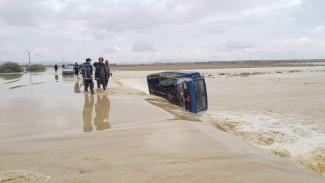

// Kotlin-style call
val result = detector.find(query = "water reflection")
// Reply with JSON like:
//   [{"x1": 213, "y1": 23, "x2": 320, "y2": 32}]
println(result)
[
  {"x1": 146, "y1": 97, "x2": 201, "y2": 122},
  {"x1": 55, "y1": 74, "x2": 59, "y2": 82},
  {"x1": 83, "y1": 94, "x2": 94, "y2": 132},
  {"x1": 0, "y1": 73, "x2": 23, "y2": 80},
  {"x1": 62, "y1": 74, "x2": 74, "y2": 82},
  {"x1": 83, "y1": 93, "x2": 111, "y2": 132},
  {"x1": 94, "y1": 95, "x2": 111, "y2": 131},
  {"x1": 5, "y1": 79, "x2": 21, "y2": 84},
  {"x1": 74, "y1": 80, "x2": 81, "y2": 93},
  {"x1": 8, "y1": 73, "x2": 45, "y2": 90}
]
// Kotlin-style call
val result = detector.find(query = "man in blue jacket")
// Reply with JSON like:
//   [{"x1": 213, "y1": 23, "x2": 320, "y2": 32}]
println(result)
[
  {"x1": 94, "y1": 57, "x2": 107, "y2": 90},
  {"x1": 81, "y1": 58, "x2": 94, "y2": 94}
]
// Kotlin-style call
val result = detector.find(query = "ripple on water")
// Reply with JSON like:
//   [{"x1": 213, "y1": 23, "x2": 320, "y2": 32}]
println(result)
[{"x1": 209, "y1": 111, "x2": 325, "y2": 175}]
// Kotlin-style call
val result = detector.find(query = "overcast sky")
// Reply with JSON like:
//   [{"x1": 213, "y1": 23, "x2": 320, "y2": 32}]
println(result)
[{"x1": 0, "y1": 0, "x2": 325, "y2": 64}]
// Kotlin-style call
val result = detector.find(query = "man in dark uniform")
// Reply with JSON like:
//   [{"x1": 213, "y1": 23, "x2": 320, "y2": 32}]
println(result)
[
  {"x1": 81, "y1": 58, "x2": 94, "y2": 94},
  {"x1": 54, "y1": 64, "x2": 58, "y2": 73},
  {"x1": 73, "y1": 62, "x2": 80, "y2": 77},
  {"x1": 94, "y1": 57, "x2": 107, "y2": 90}
]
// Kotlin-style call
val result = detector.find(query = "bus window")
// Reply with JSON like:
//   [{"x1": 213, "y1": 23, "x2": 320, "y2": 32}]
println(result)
[
  {"x1": 183, "y1": 84, "x2": 191, "y2": 110},
  {"x1": 195, "y1": 79, "x2": 207, "y2": 111},
  {"x1": 176, "y1": 84, "x2": 185, "y2": 108}
]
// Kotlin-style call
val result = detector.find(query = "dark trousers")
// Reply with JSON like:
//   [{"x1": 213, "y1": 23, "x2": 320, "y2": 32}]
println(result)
[
  {"x1": 84, "y1": 79, "x2": 94, "y2": 94},
  {"x1": 105, "y1": 76, "x2": 110, "y2": 87},
  {"x1": 96, "y1": 77, "x2": 106, "y2": 90}
]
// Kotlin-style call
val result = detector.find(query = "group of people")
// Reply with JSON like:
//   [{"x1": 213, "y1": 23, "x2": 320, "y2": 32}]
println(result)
[
  {"x1": 54, "y1": 57, "x2": 111, "y2": 94},
  {"x1": 80, "y1": 57, "x2": 111, "y2": 94}
]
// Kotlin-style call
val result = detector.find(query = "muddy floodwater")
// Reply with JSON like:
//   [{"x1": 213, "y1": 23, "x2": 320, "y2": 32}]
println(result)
[
  {"x1": 0, "y1": 68, "x2": 325, "y2": 183},
  {"x1": 0, "y1": 72, "x2": 167, "y2": 141},
  {"x1": 114, "y1": 66, "x2": 325, "y2": 175}
]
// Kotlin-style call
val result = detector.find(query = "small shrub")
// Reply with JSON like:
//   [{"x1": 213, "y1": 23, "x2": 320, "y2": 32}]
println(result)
[
  {"x1": 26, "y1": 64, "x2": 47, "y2": 72},
  {"x1": 0, "y1": 62, "x2": 24, "y2": 73},
  {"x1": 0, "y1": 73, "x2": 23, "y2": 80}
]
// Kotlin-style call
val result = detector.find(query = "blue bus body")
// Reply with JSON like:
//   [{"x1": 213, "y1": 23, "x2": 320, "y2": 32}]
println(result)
[{"x1": 147, "y1": 71, "x2": 208, "y2": 113}]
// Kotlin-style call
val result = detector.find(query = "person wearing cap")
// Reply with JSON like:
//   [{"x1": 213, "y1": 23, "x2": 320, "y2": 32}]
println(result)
[
  {"x1": 81, "y1": 58, "x2": 94, "y2": 94},
  {"x1": 94, "y1": 57, "x2": 108, "y2": 90}
]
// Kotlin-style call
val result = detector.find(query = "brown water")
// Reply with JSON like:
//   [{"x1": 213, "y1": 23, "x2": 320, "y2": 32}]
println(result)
[
  {"x1": 0, "y1": 71, "x2": 171, "y2": 143},
  {"x1": 114, "y1": 67, "x2": 325, "y2": 175},
  {"x1": 1, "y1": 70, "x2": 325, "y2": 183}
]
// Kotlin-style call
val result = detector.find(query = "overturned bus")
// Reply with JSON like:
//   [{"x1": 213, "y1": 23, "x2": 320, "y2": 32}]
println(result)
[{"x1": 147, "y1": 71, "x2": 208, "y2": 113}]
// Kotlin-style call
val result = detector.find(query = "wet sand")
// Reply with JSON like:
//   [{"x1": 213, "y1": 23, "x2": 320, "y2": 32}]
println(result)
[{"x1": 0, "y1": 69, "x2": 325, "y2": 182}]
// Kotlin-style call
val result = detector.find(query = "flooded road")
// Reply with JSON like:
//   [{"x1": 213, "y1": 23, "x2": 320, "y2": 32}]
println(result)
[
  {"x1": 1, "y1": 70, "x2": 325, "y2": 183},
  {"x1": 0, "y1": 71, "x2": 170, "y2": 142},
  {"x1": 114, "y1": 67, "x2": 325, "y2": 175}
]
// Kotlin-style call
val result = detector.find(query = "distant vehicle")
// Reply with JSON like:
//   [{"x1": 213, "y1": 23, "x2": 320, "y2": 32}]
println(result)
[
  {"x1": 62, "y1": 64, "x2": 74, "y2": 74},
  {"x1": 147, "y1": 71, "x2": 208, "y2": 113},
  {"x1": 62, "y1": 73, "x2": 75, "y2": 81}
]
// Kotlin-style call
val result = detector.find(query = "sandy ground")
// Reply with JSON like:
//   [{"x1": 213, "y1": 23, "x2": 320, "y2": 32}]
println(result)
[{"x1": 0, "y1": 67, "x2": 324, "y2": 182}]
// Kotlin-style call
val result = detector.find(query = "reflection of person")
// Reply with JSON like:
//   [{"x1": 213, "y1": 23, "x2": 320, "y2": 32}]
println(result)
[
  {"x1": 54, "y1": 64, "x2": 58, "y2": 73},
  {"x1": 94, "y1": 95, "x2": 111, "y2": 130},
  {"x1": 81, "y1": 58, "x2": 94, "y2": 94},
  {"x1": 55, "y1": 74, "x2": 59, "y2": 82},
  {"x1": 94, "y1": 57, "x2": 107, "y2": 90},
  {"x1": 74, "y1": 79, "x2": 80, "y2": 93},
  {"x1": 83, "y1": 93, "x2": 94, "y2": 132},
  {"x1": 82, "y1": 94, "x2": 111, "y2": 132}
]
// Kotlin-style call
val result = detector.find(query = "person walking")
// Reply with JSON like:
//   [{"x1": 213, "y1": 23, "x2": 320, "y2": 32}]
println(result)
[
  {"x1": 81, "y1": 58, "x2": 94, "y2": 94},
  {"x1": 73, "y1": 62, "x2": 80, "y2": 77},
  {"x1": 104, "y1": 60, "x2": 111, "y2": 87},
  {"x1": 54, "y1": 64, "x2": 58, "y2": 73},
  {"x1": 95, "y1": 57, "x2": 107, "y2": 90}
]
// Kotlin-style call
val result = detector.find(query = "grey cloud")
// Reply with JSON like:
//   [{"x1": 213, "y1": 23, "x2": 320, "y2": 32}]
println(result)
[
  {"x1": 1, "y1": 0, "x2": 324, "y2": 63},
  {"x1": 222, "y1": 41, "x2": 256, "y2": 51},
  {"x1": 132, "y1": 41, "x2": 155, "y2": 52},
  {"x1": 0, "y1": 0, "x2": 270, "y2": 31}
]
